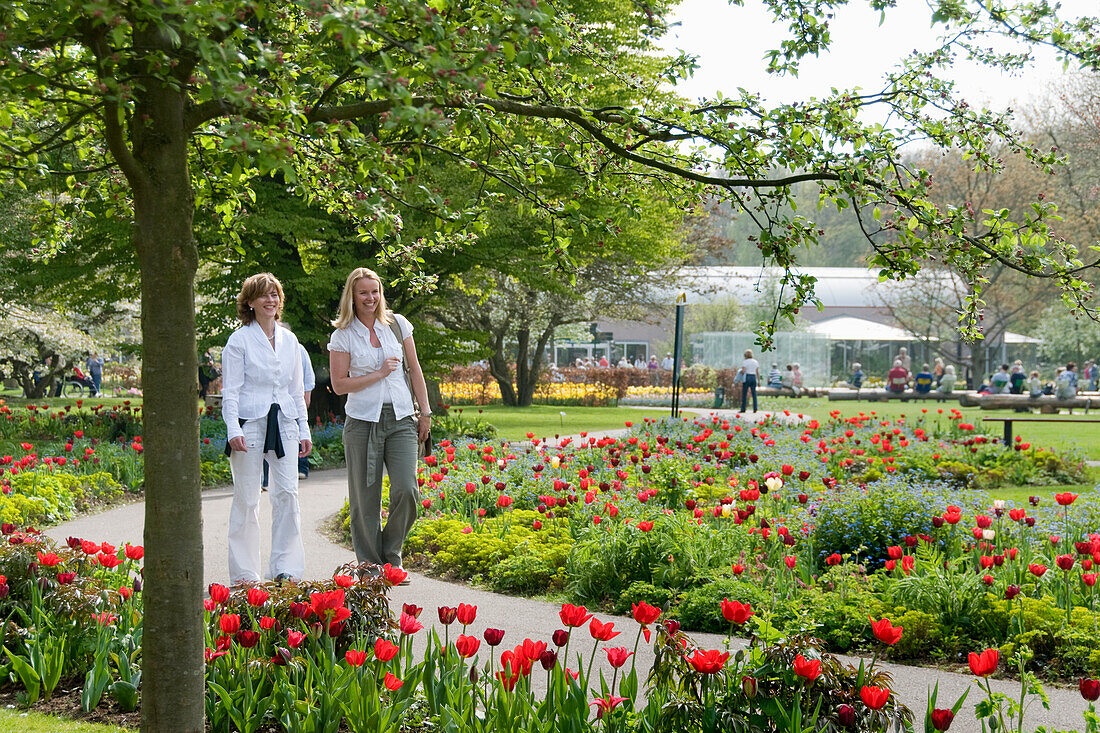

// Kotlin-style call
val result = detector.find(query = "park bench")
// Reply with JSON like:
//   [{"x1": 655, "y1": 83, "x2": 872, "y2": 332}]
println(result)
[
  {"x1": 826, "y1": 389, "x2": 961, "y2": 402},
  {"x1": 958, "y1": 393, "x2": 1100, "y2": 410},
  {"x1": 982, "y1": 416, "x2": 1100, "y2": 446}
]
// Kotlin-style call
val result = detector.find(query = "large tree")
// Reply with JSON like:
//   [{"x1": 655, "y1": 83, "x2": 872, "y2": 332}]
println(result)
[{"x1": 2, "y1": 1, "x2": 1099, "y2": 730}]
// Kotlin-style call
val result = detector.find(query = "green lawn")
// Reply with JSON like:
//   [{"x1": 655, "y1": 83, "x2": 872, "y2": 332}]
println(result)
[
  {"x1": 0, "y1": 709, "x2": 131, "y2": 732},
  {"x1": 0, "y1": 393, "x2": 144, "y2": 410},
  {"x1": 761, "y1": 396, "x2": 1100, "y2": 461},
  {"x1": 447, "y1": 404, "x2": 671, "y2": 441}
]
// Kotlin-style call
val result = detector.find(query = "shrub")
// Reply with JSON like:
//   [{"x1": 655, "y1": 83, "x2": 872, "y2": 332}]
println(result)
[
  {"x1": 0, "y1": 470, "x2": 124, "y2": 525},
  {"x1": 812, "y1": 480, "x2": 949, "y2": 566},
  {"x1": 488, "y1": 540, "x2": 570, "y2": 595},
  {"x1": 675, "y1": 578, "x2": 772, "y2": 633}
]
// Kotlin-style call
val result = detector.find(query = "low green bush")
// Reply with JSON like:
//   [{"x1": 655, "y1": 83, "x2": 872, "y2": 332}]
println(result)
[{"x1": 0, "y1": 470, "x2": 125, "y2": 526}]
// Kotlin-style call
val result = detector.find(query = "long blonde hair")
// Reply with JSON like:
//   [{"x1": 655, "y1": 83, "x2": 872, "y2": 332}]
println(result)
[{"x1": 332, "y1": 267, "x2": 392, "y2": 329}]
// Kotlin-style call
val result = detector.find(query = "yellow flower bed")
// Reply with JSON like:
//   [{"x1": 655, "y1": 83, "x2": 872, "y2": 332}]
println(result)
[
  {"x1": 624, "y1": 386, "x2": 710, "y2": 397},
  {"x1": 441, "y1": 381, "x2": 618, "y2": 406}
]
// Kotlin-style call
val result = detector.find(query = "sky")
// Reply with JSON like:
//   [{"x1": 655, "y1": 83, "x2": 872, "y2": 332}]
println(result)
[{"x1": 657, "y1": 0, "x2": 1089, "y2": 114}]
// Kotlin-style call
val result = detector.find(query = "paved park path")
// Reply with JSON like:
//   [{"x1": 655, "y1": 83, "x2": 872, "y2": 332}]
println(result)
[{"x1": 45, "y1": 410, "x2": 1091, "y2": 733}]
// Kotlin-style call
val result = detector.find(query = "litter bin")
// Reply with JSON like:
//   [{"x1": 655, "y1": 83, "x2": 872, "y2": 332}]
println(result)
[{"x1": 713, "y1": 386, "x2": 725, "y2": 408}]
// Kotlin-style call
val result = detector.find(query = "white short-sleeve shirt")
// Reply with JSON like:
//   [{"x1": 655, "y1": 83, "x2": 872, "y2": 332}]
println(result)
[{"x1": 328, "y1": 313, "x2": 415, "y2": 422}]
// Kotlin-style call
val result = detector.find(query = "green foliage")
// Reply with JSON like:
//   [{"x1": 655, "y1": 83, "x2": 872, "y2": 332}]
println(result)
[
  {"x1": 812, "y1": 482, "x2": 946, "y2": 566},
  {"x1": 0, "y1": 470, "x2": 124, "y2": 526},
  {"x1": 406, "y1": 511, "x2": 573, "y2": 580}
]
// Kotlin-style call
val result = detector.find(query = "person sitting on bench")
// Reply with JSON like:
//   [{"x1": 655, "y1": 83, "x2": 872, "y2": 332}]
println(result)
[{"x1": 887, "y1": 359, "x2": 909, "y2": 393}]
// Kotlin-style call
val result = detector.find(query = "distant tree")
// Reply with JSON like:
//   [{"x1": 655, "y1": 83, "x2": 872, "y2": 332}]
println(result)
[
  {"x1": 1036, "y1": 306, "x2": 1100, "y2": 366},
  {"x1": 0, "y1": 303, "x2": 96, "y2": 397}
]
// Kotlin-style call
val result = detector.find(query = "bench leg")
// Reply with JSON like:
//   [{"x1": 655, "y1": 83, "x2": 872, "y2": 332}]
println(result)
[{"x1": 1003, "y1": 420, "x2": 1012, "y2": 447}]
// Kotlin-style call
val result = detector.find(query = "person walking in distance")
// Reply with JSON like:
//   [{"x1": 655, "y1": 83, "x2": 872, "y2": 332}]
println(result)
[{"x1": 739, "y1": 349, "x2": 760, "y2": 413}]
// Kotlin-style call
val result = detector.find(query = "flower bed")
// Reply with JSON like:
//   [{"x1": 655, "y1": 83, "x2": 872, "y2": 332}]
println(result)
[
  {"x1": 404, "y1": 411, "x2": 1100, "y2": 677},
  {"x1": 0, "y1": 527, "x2": 1096, "y2": 732}
]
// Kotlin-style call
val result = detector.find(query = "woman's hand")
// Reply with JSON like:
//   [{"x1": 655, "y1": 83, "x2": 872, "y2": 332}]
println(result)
[
  {"x1": 228, "y1": 436, "x2": 247, "y2": 453},
  {"x1": 382, "y1": 357, "x2": 402, "y2": 375},
  {"x1": 417, "y1": 413, "x2": 431, "y2": 442},
  {"x1": 299, "y1": 439, "x2": 313, "y2": 458}
]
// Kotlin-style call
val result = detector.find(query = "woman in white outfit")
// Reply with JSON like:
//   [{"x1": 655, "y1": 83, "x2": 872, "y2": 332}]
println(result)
[
  {"x1": 221, "y1": 273, "x2": 312, "y2": 586},
  {"x1": 328, "y1": 267, "x2": 431, "y2": 570}
]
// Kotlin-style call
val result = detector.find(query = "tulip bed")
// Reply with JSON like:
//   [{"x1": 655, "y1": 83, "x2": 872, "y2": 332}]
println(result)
[
  {"x1": 402, "y1": 410, "x2": 1100, "y2": 679},
  {"x1": 0, "y1": 528, "x2": 1098, "y2": 732}
]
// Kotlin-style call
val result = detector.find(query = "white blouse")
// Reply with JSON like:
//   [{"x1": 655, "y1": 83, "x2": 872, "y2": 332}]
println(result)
[
  {"x1": 328, "y1": 313, "x2": 415, "y2": 422},
  {"x1": 221, "y1": 322, "x2": 311, "y2": 443}
]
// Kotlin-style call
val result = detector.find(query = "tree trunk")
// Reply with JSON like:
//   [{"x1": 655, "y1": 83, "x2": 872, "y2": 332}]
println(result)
[
  {"x1": 516, "y1": 323, "x2": 555, "y2": 407},
  {"x1": 487, "y1": 329, "x2": 518, "y2": 406},
  {"x1": 126, "y1": 70, "x2": 205, "y2": 733},
  {"x1": 514, "y1": 326, "x2": 532, "y2": 407}
]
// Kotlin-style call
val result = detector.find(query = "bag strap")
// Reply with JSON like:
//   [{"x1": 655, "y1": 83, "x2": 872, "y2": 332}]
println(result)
[
  {"x1": 386, "y1": 312, "x2": 419, "y2": 414},
  {"x1": 386, "y1": 314, "x2": 409, "y2": 375}
]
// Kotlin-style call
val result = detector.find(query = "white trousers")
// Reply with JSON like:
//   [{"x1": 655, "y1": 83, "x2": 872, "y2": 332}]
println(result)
[{"x1": 227, "y1": 414, "x2": 305, "y2": 583}]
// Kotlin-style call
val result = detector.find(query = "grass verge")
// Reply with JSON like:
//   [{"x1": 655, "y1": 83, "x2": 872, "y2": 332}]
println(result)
[{"x1": 446, "y1": 404, "x2": 671, "y2": 441}]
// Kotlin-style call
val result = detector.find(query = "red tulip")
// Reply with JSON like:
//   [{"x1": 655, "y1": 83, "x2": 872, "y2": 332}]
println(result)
[
  {"x1": 124, "y1": 544, "x2": 144, "y2": 561},
  {"x1": 219, "y1": 614, "x2": 241, "y2": 634},
  {"x1": 792, "y1": 654, "x2": 821, "y2": 682},
  {"x1": 860, "y1": 685, "x2": 890, "y2": 710},
  {"x1": 1055, "y1": 492, "x2": 1078, "y2": 506},
  {"x1": 345, "y1": 649, "x2": 368, "y2": 667},
  {"x1": 382, "y1": 563, "x2": 408, "y2": 587},
  {"x1": 686, "y1": 648, "x2": 730, "y2": 674},
  {"x1": 402, "y1": 603, "x2": 423, "y2": 618},
  {"x1": 519, "y1": 638, "x2": 546, "y2": 662},
  {"x1": 559, "y1": 603, "x2": 593, "y2": 628},
  {"x1": 1081, "y1": 678, "x2": 1100, "y2": 701},
  {"x1": 590, "y1": 695, "x2": 628, "y2": 719},
  {"x1": 246, "y1": 587, "x2": 269, "y2": 607},
  {"x1": 207, "y1": 581, "x2": 229, "y2": 603},
  {"x1": 332, "y1": 574, "x2": 355, "y2": 588},
  {"x1": 97, "y1": 552, "x2": 121, "y2": 569},
  {"x1": 968, "y1": 648, "x2": 999, "y2": 677},
  {"x1": 869, "y1": 617, "x2": 903, "y2": 645},
  {"x1": 483, "y1": 628, "x2": 506, "y2": 646},
  {"x1": 1056, "y1": 555, "x2": 1074, "y2": 571},
  {"x1": 235, "y1": 630, "x2": 259, "y2": 648},
  {"x1": 438, "y1": 606, "x2": 458, "y2": 625},
  {"x1": 383, "y1": 672, "x2": 404, "y2": 691},
  {"x1": 374, "y1": 638, "x2": 399, "y2": 661},
  {"x1": 589, "y1": 617, "x2": 620, "y2": 641},
  {"x1": 259, "y1": 616, "x2": 276, "y2": 630},
  {"x1": 720, "y1": 598, "x2": 754, "y2": 625},
  {"x1": 456, "y1": 603, "x2": 477, "y2": 626},
  {"x1": 930, "y1": 708, "x2": 955, "y2": 731},
  {"x1": 605, "y1": 647, "x2": 633, "y2": 668},
  {"x1": 287, "y1": 630, "x2": 306, "y2": 648},
  {"x1": 631, "y1": 601, "x2": 661, "y2": 626},
  {"x1": 1028, "y1": 563, "x2": 1047, "y2": 577},
  {"x1": 399, "y1": 612, "x2": 423, "y2": 635},
  {"x1": 455, "y1": 634, "x2": 481, "y2": 658}
]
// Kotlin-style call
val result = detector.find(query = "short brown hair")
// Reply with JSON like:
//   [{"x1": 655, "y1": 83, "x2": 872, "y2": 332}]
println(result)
[{"x1": 236, "y1": 273, "x2": 284, "y2": 324}]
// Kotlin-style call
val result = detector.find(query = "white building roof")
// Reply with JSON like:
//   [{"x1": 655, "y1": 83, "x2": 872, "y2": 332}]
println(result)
[
  {"x1": 670, "y1": 266, "x2": 963, "y2": 309},
  {"x1": 807, "y1": 315, "x2": 929, "y2": 342}
]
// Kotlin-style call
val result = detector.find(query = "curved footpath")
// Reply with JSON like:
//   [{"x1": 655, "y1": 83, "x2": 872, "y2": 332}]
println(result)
[{"x1": 45, "y1": 412, "x2": 1091, "y2": 732}]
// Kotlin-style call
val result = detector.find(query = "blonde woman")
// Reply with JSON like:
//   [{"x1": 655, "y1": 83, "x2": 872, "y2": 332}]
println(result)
[
  {"x1": 222, "y1": 273, "x2": 311, "y2": 586},
  {"x1": 328, "y1": 268, "x2": 430, "y2": 571}
]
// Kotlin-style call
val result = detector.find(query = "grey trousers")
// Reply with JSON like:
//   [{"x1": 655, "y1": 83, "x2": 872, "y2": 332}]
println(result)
[{"x1": 343, "y1": 406, "x2": 419, "y2": 568}]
